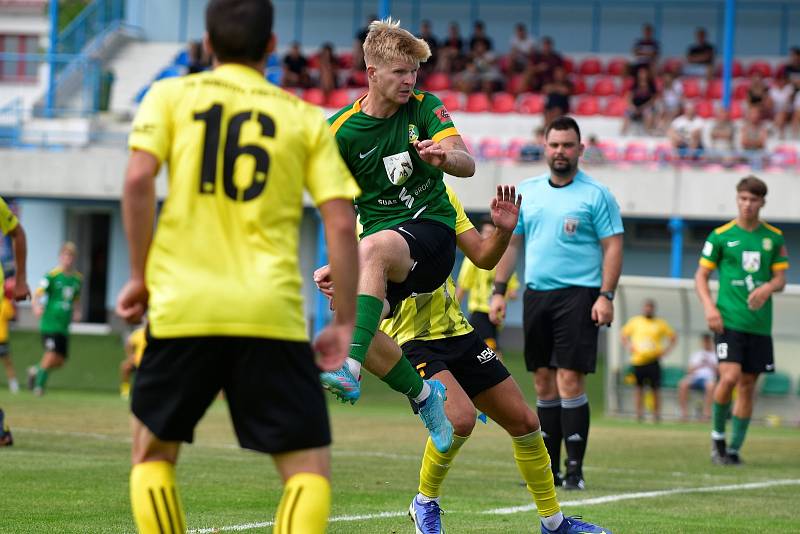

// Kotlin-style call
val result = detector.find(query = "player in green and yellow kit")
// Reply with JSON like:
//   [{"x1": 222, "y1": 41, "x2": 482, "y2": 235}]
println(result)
[
  {"x1": 320, "y1": 18, "x2": 475, "y2": 453},
  {"x1": 695, "y1": 176, "x2": 789, "y2": 465},
  {"x1": 28, "y1": 242, "x2": 81, "y2": 396}
]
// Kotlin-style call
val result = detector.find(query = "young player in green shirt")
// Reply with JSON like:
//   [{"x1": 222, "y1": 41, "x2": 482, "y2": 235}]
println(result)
[
  {"x1": 695, "y1": 176, "x2": 789, "y2": 465},
  {"x1": 28, "y1": 242, "x2": 82, "y2": 396}
]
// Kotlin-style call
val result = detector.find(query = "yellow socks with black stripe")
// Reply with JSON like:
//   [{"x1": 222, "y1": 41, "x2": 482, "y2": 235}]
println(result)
[
  {"x1": 274, "y1": 473, "x2": 331, "y2": 534},
  {"x1": 130, "y1": 461, "x2": 185, "y2": 534},
  {"x1": 349, "y1": 294, "x2": 385, "y2": 366},
  {"x1": 512, "y1": 430, "x2": 562, "y2": 527},
  {"x1": 418, "y1": 434, "x2": 468, "y2": 498}
]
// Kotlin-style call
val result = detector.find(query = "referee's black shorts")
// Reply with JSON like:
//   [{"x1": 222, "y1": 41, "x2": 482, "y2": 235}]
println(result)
[
  {"x1": 132, "y1": 334, "x2": 330, "y2": 454},
  {"x1": 523, "y1": 286, "x2": 600, "y2": 374},
  {"x1": 385, "y1": 219, "x2": 456, "y2": 316}
]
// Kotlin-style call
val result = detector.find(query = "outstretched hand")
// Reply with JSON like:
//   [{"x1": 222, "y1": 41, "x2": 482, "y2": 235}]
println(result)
[{"x1": 490, "y1": 185, "x2": 522, "y2": 233}]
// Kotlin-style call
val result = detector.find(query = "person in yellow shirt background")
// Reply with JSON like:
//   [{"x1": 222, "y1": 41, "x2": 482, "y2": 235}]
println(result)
[
  {"x1": 0, "y1": 281, "x2": 19, "y2": 393},
  {"x1": 119, "y1": 322, "x2": 147, "y2": 400},
  {"x1": 455, "y1": 218, "x2": 520, "y2": 357},
  {"x1": 621, "y1": 298, "x2": 677, "y2": 422}
]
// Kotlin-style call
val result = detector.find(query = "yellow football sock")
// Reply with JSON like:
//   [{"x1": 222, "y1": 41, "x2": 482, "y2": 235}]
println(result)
[
  {"x1": 274, "y1": 473, "x2": 331, "y2": 534},
  {"x1": 418, "y1": 434, "x2": 469, "y2": 498},
  {"x1": 120, "y1": 382, "x2": 131, "y2": 398},
  {"x1": 130, "y1": 461, "x2": 185, "y2": 534},
  {"x1": 512, "y1": 430, "x2": 561, "y2": 518}
]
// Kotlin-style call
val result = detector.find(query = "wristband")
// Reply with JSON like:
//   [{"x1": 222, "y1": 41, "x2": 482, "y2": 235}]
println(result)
[{"x1": 492, "y1": 281, "x2": 508, "y2": 296}]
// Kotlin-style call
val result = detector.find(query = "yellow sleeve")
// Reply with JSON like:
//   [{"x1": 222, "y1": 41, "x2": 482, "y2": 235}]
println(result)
[
  {"x1": 621, "y1": 318, "x2": 634, "y2": 337},
  {"x1": 1, "y1": 298, "x2": 14, "y2": 320},
  {"x1": 0, "y1": 197, "x2": 19, "y2": 236},
  {"x1": 128, "y1": 80, "x2": 173, "y2": 163},
  {"x1": 445, "y1": 185, "x2": 474, "y2": 235},
  {"x1": 508, "y1": 273, "x2": 520, "y2": 293},
  {"x1": 304, "y1": 106, "x2": 361, "y2": 206},
  {"x1": 456, "y1": 259, "x2": 475, "y2": 289}
]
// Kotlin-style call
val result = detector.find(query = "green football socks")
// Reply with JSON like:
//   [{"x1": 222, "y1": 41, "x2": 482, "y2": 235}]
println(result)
[
  {"x1": 349, "y1": 294, "x2": 385, "y2": 365},
  {"x1": 728, "y1": 415, "x2": 751, "y2": 453},
  {"x1": 381, "y1": 356, "x2": 425, "y2": 398},
  {"x1": 712, "y1": 401, "x2": 730, "y2": 436}
]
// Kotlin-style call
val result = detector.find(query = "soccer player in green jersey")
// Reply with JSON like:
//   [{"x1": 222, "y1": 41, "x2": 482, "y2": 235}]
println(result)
[
  {"x1": 321, "y1": 18, "x2": 475, "y2": 453},
  {"x1": 695, "y1": 176, "x2": 789, "y2": 465},
  {"x1": 28, "y1": 242, "x2": 82, "y2": 396}
]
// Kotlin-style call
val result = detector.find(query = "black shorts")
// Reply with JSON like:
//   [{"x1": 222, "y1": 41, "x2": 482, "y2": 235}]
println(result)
[
  {"x1": 714, "y1": 328, "x2": 774, "y2": 375},
  {"x1": 633, "y1": 361, "x2": 661, "y2": 388},
  {"x1": 402, "y1": 331, "x2": 510, "y2": 399},
  {"x1": 41, "y1": 333, "x2": 68, "y2": 358},
  {"x1": 0, "y1": 343, "x2": 8, "y2": 357},
  {"x1": 469, "y1": 311, "x2": 498, "y2": 349},
  {"x1": 131, "y1": 335, "x2": 330, "y2": 454},
  {"x1": 522, "y1": 286, "x2": 599, "y2": 373},
  {"x1": 385, "y1": 220, "x2": 456, "y2": 316}
]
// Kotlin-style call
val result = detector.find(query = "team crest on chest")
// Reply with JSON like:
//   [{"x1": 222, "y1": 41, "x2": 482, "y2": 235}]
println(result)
[
  {"x1": 742, "y1": 251, "x2": 761, "y2": 273},
  {"x1": 563, "y1": 217, "x2": 579, "y2": 236},
  {"x1": 408, "y1": 124, "x2": 419, "y2": 143},
  {"x1": 762, "y1": 238, "x2": 773, "y2": 251},
  {"x1": 383, "y1": 151, "x2": 414, "y2": 186}
]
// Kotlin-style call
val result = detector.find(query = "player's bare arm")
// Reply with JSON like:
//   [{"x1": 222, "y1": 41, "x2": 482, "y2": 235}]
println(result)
[
  {"x1": 592, "y1": 233, "x2": 623, "y2": 326},
  {"x1": 456, "y1": 185, "x2": 521, "y2": 269},
  {"x1": 116, "y1": 149, "x2": 159, "y2": 323},
  {"x1": 489, "y1": 234, "x2": 523, "y2": 325},
  {"x1": 694, "y1": 265, "x2": 723, "y2": 333},
  {"x1": 413, "y1": 135, "x2": 475, "y2": 177},
  {"x1": 7, "y1": 224, "x2": 30, "y2": 300},
  {"x1": 747, "y1": 268, "x2": 786, "y2": 311}
]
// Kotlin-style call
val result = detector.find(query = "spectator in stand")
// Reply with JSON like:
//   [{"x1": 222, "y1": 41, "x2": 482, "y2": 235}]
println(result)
[
  {"x1": 746, "y1": 72, "x2": 769, "y2": 114},
  {"x1": 768, "y1": 72, "x2": 794, "y2": 139},
  {"x1": 622, "y1": 68, "x2": 658, "y2": 135},
  {"x1": 630, "y1": 23, "x2": 660, "y2": 76},
  {"x1": 658, "y1": 71, "x2": 684, "y2": 133},
  {"x1": 542, "y1": 65, "x2": 572, "y2": 126},
  {"x1": 684, "y1": 27, "x2": 714, "y2": 79},
  {"x1": 739, "y1": 106, "x2": 769, "y2": 169},
  {"x1": 417, "y1": 20, "x2": 439, "y2": 83},
  {"x1": 509, "y1": 23, "x2": 536, "y2": 74},
  {"x1": 668, "y1": 102, "x2": 704, "y2": 158},
  {"x1": 455, "y1": 40, "x2": 501, "y2": 96},
  {"x1": 708, "y1": 107, "x2": 737, "y2": 167},
  {"x1": 316, "y1": 43, "x2": 339, "y2": 98},
  {"x1": 678, "y1": 333, "x2": 718, "y2": 422},
  {"x1": 282, "y1": 42, "x2": 310, "y2": 88},
  {"x1": 519, "y1": 126, "x2": 545, "y2": 162},
  {"x1": 793, "y1": 89, "x2": 800, "y2": 139},
  {"x1": 469, "y1": 20, "x2": 493, "y2": 53},
  {"x1": 782, "y1": 47, "x2": 800, "y2": 91},
  {"x1": 187, "y1": 40, "x2": 210, "y2": 74},
  {"x1": 522, "y1": 36, "x2": 563, "y2": 92},
  {"x1": 353, "y1": 14, "x2": 376, "y2": 70},
  {"x1": 438, "y1": 22, "x2": 465, "y2": 74},
  {"x1": 582, "y1": 135, "x2": 606, "y2": 165}
]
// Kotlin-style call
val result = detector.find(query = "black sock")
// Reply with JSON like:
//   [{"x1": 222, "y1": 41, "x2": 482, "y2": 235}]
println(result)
[
  {"x1": 561, "y1": 394, "x2": 590, "y2": 476},
  {"x1": 536, "y1": 398, "x2": 562, "y2": 476}
]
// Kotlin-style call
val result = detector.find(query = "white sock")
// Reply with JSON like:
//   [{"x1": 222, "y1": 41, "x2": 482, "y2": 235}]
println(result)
[
  {"x1": 9, "y1": 378, "x2": 19, "y2": 393},
  {"x1": 416, "y1": 492, "x2": 439, "y2": 504},
  {"x1": 413, "y1": 380, "x2": 432, "y2": 404},
  {"x1": 541, "y1": 511, "x2": 565, "y2": 531},
  {"x1": 345, "y1": 357, "x2": 361, "y2": 379}
]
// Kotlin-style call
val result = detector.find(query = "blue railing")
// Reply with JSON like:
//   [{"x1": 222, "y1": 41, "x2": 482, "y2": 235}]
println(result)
[{"x1": 58, "y1": 0, "x2": 126, "y2": 56}]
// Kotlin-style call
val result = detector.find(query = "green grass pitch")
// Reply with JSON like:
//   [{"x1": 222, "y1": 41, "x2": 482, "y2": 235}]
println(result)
[{"x1": 1, "y1": 331, "x2": 798, "y2": 533}]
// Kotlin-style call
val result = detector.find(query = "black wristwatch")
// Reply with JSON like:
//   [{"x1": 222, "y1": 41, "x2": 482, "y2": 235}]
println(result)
[{"x1": 599, "y1": 290, "x2": 615, "y2": 301}]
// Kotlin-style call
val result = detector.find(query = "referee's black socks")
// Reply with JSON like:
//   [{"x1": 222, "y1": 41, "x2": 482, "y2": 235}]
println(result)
[
  {"x1": 561, "y1": 393, "x2": 590, "y2": 475},
  {"x1": 536, "y1": 398, "x2": 562, "y2": 478}
]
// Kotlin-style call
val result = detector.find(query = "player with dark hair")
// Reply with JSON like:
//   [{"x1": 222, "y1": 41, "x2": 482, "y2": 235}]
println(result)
[
  {"x1": 695, "y1": 175, "x2": 788, "y2": 465},
  {"x1": 116, "y1": 1, "x2": 360, "y2": 532}
]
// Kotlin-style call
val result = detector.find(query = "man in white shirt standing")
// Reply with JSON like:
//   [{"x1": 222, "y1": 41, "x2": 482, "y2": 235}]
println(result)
[{"x1": 678, "y1": 333, "x2": 718, "y2": 421}]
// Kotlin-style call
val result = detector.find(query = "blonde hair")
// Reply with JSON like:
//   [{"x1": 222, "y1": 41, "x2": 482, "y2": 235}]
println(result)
[
  {"x1": 363, "y1": 17, "x2": 431, "y2": 67},
  {"x1": 61, "y1": 241, "x2": 77, "y2": 255}
]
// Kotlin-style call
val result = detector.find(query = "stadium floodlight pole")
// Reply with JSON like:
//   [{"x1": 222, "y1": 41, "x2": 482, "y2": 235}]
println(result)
[
  {"x1": 668, "y1": 216, "x2": 684, "y2": 279},
  {"x1": 45, "y1": 0, "x2": 59, "y2": 118},
  {"x1": 720, "y1": 0, "x2": 736, "y2": 110},
  {"x1": 378, "y1": 0, "x2": 391, "y2": 19}
]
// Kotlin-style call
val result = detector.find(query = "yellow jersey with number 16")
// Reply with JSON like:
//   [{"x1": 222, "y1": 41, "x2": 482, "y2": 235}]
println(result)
[{"x1": 129, "y1": 64, "x2": 360, "y2": 341}]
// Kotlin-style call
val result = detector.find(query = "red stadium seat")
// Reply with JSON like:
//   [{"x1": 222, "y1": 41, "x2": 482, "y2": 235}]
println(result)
[
  {"x1": 562, "y1": 57, "x2": 575, "y2": 74},
  {"x1": 575, "y1": 96, "x2": 600, "y2": 116},
  {"x1": 771, "y1": 145, "x2": 799, "y2": 167},
  {"x1": 578, "y1": 57, "x2": 602, "y2": 76},
  {"x1": 729, "y1": 100, "x2": 743, "y2": 119},
  {"x1": 622, "y1": 76, "x2": 635, "y2": 91},
  {"x1": 424, "y1": 72, "x2": 450, "y2": 92},
  {"x1": 508, "y1": 74, "x2": 527, "y2": 94},
  {"x1": 349, "y1": 70, "x2": 367, "y2": 87},
  {"x1": 338, "y1": 51, "x2": 353, "y2": 69},
  {"x1": 705, "y1": 79, "x2": 723, "y2": 100},
  {"x1": 682, "y1": 78, "x2": 702, "y2": 99},
  {"x1": 746, "y1": 61, "x2": 772, "y2": 78},
  {"x1": 308, "y1": 54, "x2": 320, "y2": 69},
  {"x1": 439, "y1": 91, "x2": 462, "y2": 112},
  {"x1": 302, "y1": 88, "x2": 325, "y2": 106},
  {"x1": 604, "y1": 96, "x2": 627, "y2": 117},
  {"x1": 571, "y1": 76, "x2": 587, "y2": 95},
  {"x1": 491, "y1": 92, "x2": 516, "y2": 113},
  {"x1": 716, "y1": 60, "x2": 744, "y2": 78},
  {"x1": 695, "y1": 99, "x2": 714, "y2": 118},
  {"x1": 479, "y1": 137, "x2": 505, "y2": 160},
  {"x1": 623, "y1": 142, "x2": 650, "y2": 163},
  {"x1": 661, "y1": 57, "x2": 683, "y2": 74},
  {"x1": 466, "y1": 92, "x2": 491, "y2": 112},
  {"x1": 591, "y1": 77, "x2": 617, "y2": 97},
  {"x1": 606, "y1": 57, "x2": 628, "y2": 76},
  {"x1": 325, "y1": 89, "x2": 351, "y2": 109},
  {"x1": 733, "y1": 81, "x2": 749, "y2": 100},
  {"x1": 517, "y1": 93, "x2": 544, "y2": 114}
]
